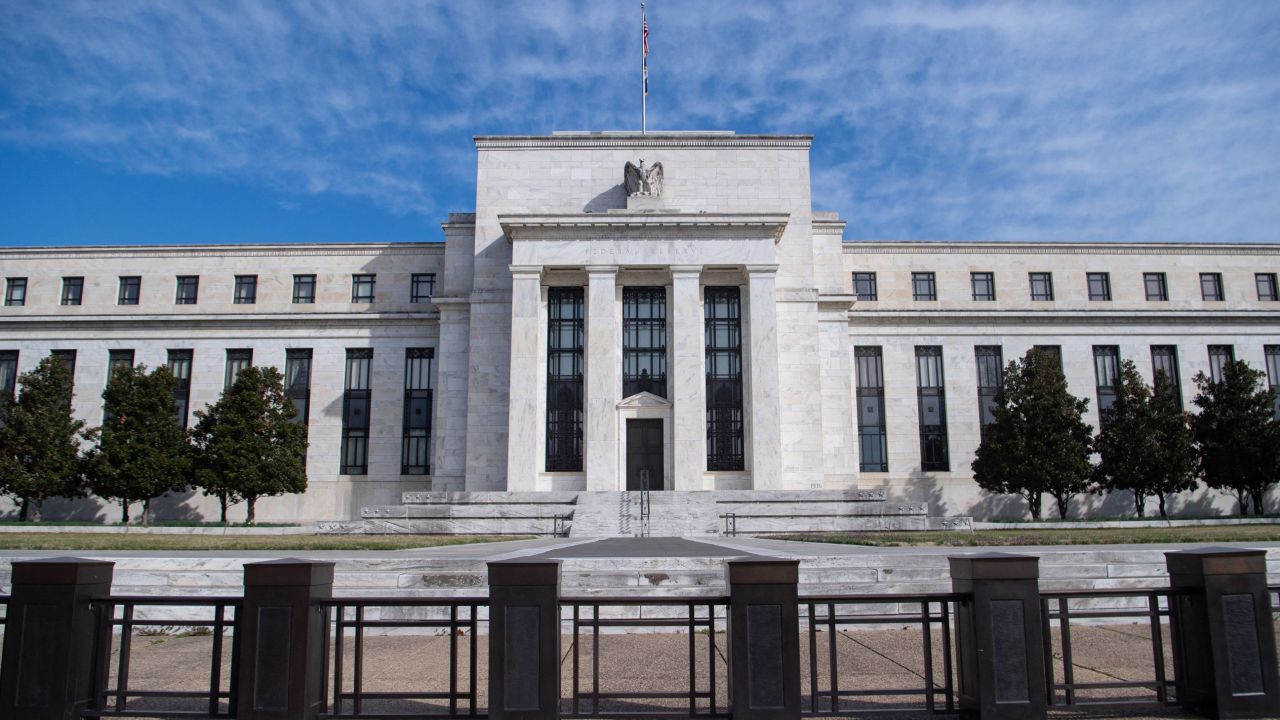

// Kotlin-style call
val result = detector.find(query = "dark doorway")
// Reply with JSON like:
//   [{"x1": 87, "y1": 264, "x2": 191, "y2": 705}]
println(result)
[{"x1": 626, "y1": 419, "x2": 664, "y2": 491}]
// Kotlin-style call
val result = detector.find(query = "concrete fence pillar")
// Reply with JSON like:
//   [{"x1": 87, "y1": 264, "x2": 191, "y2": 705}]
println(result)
[
  {"x1": 726, "y1": 558, "x2": 801, "y2": 720},
  {"x1": 488, "y1": 560, "x2": 561, "y2": 720},
  {"x1": 1165, "y1": 547, "x2": 1280, "y2": 719},
  {"x1": 0, "y1": 557, "x2": 114, "y2": 720},
  {"x1": 949, "y1": 552, "x2": 1047, "y2": 720},
  {"x1": 236, "y1": 559, "x2": 334, "y2": 720}
]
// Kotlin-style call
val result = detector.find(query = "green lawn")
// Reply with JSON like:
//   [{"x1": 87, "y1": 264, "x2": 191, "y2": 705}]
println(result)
[
  {"x1": 0, "y1": 533, "x2": 533, "y2": 551},
  {"x1": 776, "y1": 524, "x2": 1280, "y2": 547}
]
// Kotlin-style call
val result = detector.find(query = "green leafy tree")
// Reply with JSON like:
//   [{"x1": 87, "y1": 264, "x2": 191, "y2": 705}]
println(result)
[
  {"x1": 0, "y1": 357, "x2": 94, "y2": 520},
  {"x1": 90, "y1": 364, "x2": 191, "y2": 524},
  {"x1": 1191, "y1": 360, "x2": 1280, "y2": 515},
  {"x1": 1094, "y1": 362, "x2": 1197, "y2": 518},
  {"x1": 192, "y1": 366, "x2": 308, "y2": 524},
  {"x1": 972, "y1": 347, "x2": 1094, "y2": 519}
]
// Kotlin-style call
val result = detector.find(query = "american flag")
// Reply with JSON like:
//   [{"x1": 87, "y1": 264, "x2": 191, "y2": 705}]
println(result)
[
  {"x1": 642, "y1": 13, "x2": 649, "y2": 96},
  {"x1": 643, "y1": 18, "x2": 649, "y2": 59}
]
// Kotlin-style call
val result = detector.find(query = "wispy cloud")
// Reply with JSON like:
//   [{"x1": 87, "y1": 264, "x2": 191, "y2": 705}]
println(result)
[{"x1": 1, "y1": 0, "x2": 1277, "y2": 242}]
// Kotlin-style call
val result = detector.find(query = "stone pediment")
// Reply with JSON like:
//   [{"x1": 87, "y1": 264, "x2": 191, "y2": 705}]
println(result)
[{"x1": 617, "y1": 391, "x2": 672, "y2": 409}]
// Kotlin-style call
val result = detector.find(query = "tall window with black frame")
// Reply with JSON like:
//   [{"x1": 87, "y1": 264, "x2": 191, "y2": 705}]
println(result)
[
  {"x1": 402, "y1": 348, "x2": 434, "y2": 475},
  {"x1": 1265, "y1": 346, "x2": 1280, "y2": 420},
  {"x1": 285, "y1": 349, "x2": 312, "y2": 426},
  {"x1": 546, "y1": 288, "x2": 584, "y2": 471},
  {"x1": 974, "y1": 346, "x2": 1003, "y2": 440},
  {"x1": 855, "y1": 347, "x2": 888, "y2": 472},
  {"x1": 341, "y1": 349, "x2": 373, "y2": 474},
  {"x1": 224, "y1": 349, "x2": 252, "y2": 390},
  {"x1": 1208, "y1": 345, "x2": 1234, "y2": 383},
  {"x1": 0, "y1": 350, "x2": 14, "y2": 430},
  {"x1": 166, "y1": 350, "x2": 193, "y2": 429},
  {"x1": 1150, "y1": 345, "x2": 1182, "y2": 410},
  {"x1": 1093, "y1": 346, "x2": 1120, "y2": 425},
  {"x1": 622, "y1": 287, "x2": 667, "y2": 398},
  {"x1": 915, "y1": 346, "x2": 949, "y2": 471},
  {"x1": 705, "y1": 287, "x2": 744, "y2": 471}
]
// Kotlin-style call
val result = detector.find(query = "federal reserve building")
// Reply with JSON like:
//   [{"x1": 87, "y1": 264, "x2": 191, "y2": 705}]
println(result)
[{"x1": 3, "y1": 131, "x2": 1279, "y2": 528}]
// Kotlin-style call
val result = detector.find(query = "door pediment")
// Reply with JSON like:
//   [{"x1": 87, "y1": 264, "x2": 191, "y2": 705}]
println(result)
[{"x1": 617, "y1": 391, "x2": 672, "y2": 409}]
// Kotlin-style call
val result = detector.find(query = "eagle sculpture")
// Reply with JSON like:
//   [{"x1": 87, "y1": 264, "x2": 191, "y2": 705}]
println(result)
[{"x1": 624, "y1": 159, "x2": 664, "y2": 197}]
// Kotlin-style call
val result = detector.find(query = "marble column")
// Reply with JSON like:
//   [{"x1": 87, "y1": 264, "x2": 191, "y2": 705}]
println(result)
[
  {"x1": 746, "y1": 265, "x2": 782, "y2": 490},
  {"x1": 670, "y1": 266, "x2": 705, "y2": 491},
  {"x1": 585, "y1": 267, "x2": 620, "y2": 491},
  {"x1": 430, "y1": 299, "x2": 471, "y2": 491},
  {"x1": 505, "y1": 267, "x2": 542, "y2": 492}
]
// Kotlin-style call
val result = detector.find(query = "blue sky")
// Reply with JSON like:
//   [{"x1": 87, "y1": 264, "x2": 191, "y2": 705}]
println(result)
[{"x1": 1, "y1": 0, "x2": 1278, "y2": 246}]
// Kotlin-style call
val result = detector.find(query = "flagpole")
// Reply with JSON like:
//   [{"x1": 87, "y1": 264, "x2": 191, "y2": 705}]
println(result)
[{"x1": 641, "y1": 1, "x2": 647, "y2": 134}]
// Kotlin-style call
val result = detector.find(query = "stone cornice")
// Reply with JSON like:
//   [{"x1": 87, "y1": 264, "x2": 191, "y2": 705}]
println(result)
[
  {"x1": 843, "y1": 241, "x2": 1280, "y2": 256},
  {"x1": 500, "y1": 213, "x2": 789, "y2": 244},
  {"x1": 0, "y1": 311, "x2": 440, "y2": 330},
  {"x1": 847, "y1": 309, "x2": 1280, "y2": 327},
  {"x1": 1, "y1": 242, "x2": 445, "y2": 260},
  {"x1": 475, "y1": 133, "x2": 812, "y2": 150}
]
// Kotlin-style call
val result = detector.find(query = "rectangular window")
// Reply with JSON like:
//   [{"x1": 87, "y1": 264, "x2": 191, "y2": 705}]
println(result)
[
  {"x1": 1029, "y1": 272, "x2": 1054, "y2": 301},
  {"x1": 623, "y1": 287, "x2": 668, "y2": 398},
  {"x1": 51, "y1": 350, "x2": 77, "y2": 381},
  {"x1": 852, "y1": 272, "x2": 878, "y2": 301},
  {"x1": 1200, "y1": 273, "x2": 1224, "y2": 301},
  {"x1": 1208, "y1": 345, "x2": 1234, "y2": 383},
  {"x1": 167, "y1": 350, "x2": 193, "y2": 429},
  {"x1": 1144, "y1": 272, "x2": 1168, "y2": 301},
  {"x1": 293, "y1": 275, "x2": 316, "y2": 304},
  {"x1": 0, "y1": 350, "x2": 17, "y2": 403},
  {"x1": 107, "y1": 349, "x2": 135, "y2": 382},
  {"x1": 117, "y1": 276, "x2": 140, "y2": 305},
  {"x1": 411, "y1": 274, "x2": 436, "y2": 303},
  {"x1": 975, "y1": 346, "x2": 1003, "y2": 440},
  {"x1": 855, "y1": 347, "x2": 888, "y2": 472},
  {"x1": 547, "y1": 287, "x2": 585, "y2": 471},
  {"x1": 224, "y1": 349, "x2": 252, "y2": 390},
  {"x1": 911, "y1": 272, "x2": 937, "y2": 301},
  {"x1": 705, "y1": 287, "x2": 744, "y2": 471},
  {"x1": 1266, "y1": 346, "x2": 1280, "y2": 420},
  {"x1": 61, "y1": 277, "x2": 84, "y2": 306},
  {"x1": 1087, "y1": 272, "x2": 1111, "y2": 301},
  {"x1": 1256, "y1": 273, "x2": 1278, "y2": 302},
  {"x1": 402, "y1": 348, "x2": 434, "y2": 475},
  {"x1": 5, "y1": 278, "x2": 27, "y2": 306},
  {"x1": 971, "y1": 272, "x2": 995, "y2": 301},
  {"x1": 1093, "y1": 346, "x2": 1120, "y2": 425},
  {"x1": 341, "y1": 349, "x2": 373, "y2": 474},
  {"x1": 1033, "y1": 345, "x2": 1063, "y2": 373},
  {"x1": 351, "y1": 274, "x2": 376, "y2": 303},
  {"x1": 1150, "y1": 345, "x2": 1182, "y2": 410},
  {"x1": 915, "y1": 346, "x2": 949, "y2": 472},
  {"x1": 233, "y1": 275, "x2": 258, "y2": 304},
  {"x1": 175, "y1": 276, "x2": 199, "y2": 305},
  {"x1": 285, "y1": 349, "x2": 312, "y2": 426}
]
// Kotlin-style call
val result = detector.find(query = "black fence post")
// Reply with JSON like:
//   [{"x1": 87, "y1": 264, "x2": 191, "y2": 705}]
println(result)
[
  {"x1": 237, "y1": 559, "x2": 334, "y2": 720},
  {"x1": 725, "y1": 558, "x2": 802, "y2": 720},
  {"x1": 949, "y1": 552, "x2": 1047, "y2": 720},
  {"x1": 1165, "y1": 547, "x2": 1280, "y2": 719},
  {"x1": 0, "y1": 556, "x2": 114, "y2": 720},
  {"x1": 488, "y1": 560, "x2": 561, "y2": 720}
]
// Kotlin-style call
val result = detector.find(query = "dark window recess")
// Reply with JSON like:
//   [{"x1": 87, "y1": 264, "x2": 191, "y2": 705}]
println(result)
[
  {"x1": 1200, "y1": 273, "x2": 1224, "y2": 301},
  {"x1": 224, "y1": 349, "x2": 252, "y2": 390},
  {"x1": 61, "y1": 277, "x2": 84, "y2": 306},
  {"x1": 1029, "y1": 272, "x2": 1054, "y2": 301},
  {"x1": 546, "y1": 287, "x2": 584, "y2": 471},
  {"x1": 234, "y1": 275, "x2": 258, "y2": 304},
  {"x1": 971, "y1": 272, "x2": 995, "y2": 301},
  {"x1": 352, "y1": 274, "x2": 376, "y2": 303},
  {"x1": 51, "y1": 350, "x2": 77, "y2": 381},
  {"x1": 285, "y1": 349, "x2": 312, "y2": 426},
  {"x1": 341, "y1": 348, "x2": 373, "y2": 474},
  {"x1": 1150, "y1": 345, "x2": 1182, "y2": 411},
  {"x1": 118, "y1": 276, "x2": 140, "y2": 305},
  {"x1": 852, "y1": 272, "x2": 878, "y2": 301},
  {"x1": 0, "y1": 350, "x2": 17, "y2": 403},
  {"x1": 705, "y1": 286, "x2": 744, "y2": 471},
  {"x1": 1144, "y1": 273, "x2": 1168, "y2": 301},
  {"x1": 411, "y1": 274, "x2": 436, "y2": 303},
  {"x1": 915, "y1": 346, "x2": 949, "y2": 472},
  {"x1": 623, "y1": 287, "x2": 667, "y2": 398},
  {"x1": 1032, "y1": 345, "x2": 1063, "y2": 373},
  {"x1": 1266, "y1": 346, "x2": 1280, "y2": 420},
  {"x1": 167, "y1": 350, "x2": 193, "y2": 429},
  {"x1": 175, "y1": 276, "x2": 199, "y2": 305},
  {"x1": 1087, "y1": 272, "x2": 1111, "y2": 301},
  {"x1": 1256, "y1": 273, "x2": 1278, "y2": 302},
  {"x1": 912, "y1": 272, "x2": 937, "y2": 301},
  {"x1": 1208, "y1": 345, "x2": 1234, "y2": 383},
  {"x1": 107, "y1": 349, "x2": 135, "y2": 382},
  {"x1": 293, "y1": 275, "x2": 317, "y2": 304},
  {"x1": 975, "y1": 346, "x2": 1003, "y2": 440},
  {"x1": 5, "y1": 278, "x2": 27, "y2": 307},
  {"x1": 1093, "y1": 346, "x2": 1120, "y2": 426},
  {"x1": 855, "y1": 347, "x2": 888, "y2": 472},
  {"x1": 402, "y1": 348, "x2": 434, "y2": 475}
]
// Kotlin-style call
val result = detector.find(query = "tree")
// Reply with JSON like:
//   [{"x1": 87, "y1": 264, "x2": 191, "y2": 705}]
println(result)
[
  {"x1": 192, "y1": 366, "x2": 308, "y2": 524},
  {"x1": 0, "y1": 357, "x2": 94, "y2": 520},
  {"x1": 1191, "y1": 360, "x2": 1280, "y2": 515},
  {"x1": 90, "y1": 364, "x2": 191, "y2": 524},
  {"x1": 1094, "y1": 362, "x2": 1197, "y2": 518},
  {"x1": 972, "y1": 347, "x2": 1094, "y2": 519}
]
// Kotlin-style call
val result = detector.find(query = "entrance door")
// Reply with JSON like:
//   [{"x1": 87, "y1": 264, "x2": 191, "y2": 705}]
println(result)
[{"x1": 626, "y1": 419, "x2": 664, "y2": 491}]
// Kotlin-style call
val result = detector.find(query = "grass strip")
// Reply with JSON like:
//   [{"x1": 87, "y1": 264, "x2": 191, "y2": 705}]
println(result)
[
  {"x1": 776, "y1": 524, "x2": 1280, "y2": 547},
  {"x1": 0, "y1": 533, "x2": 533, "y2": 551}
]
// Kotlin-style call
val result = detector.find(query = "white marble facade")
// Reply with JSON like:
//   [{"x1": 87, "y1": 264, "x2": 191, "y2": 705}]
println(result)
[{"x1": 2, "y1": 132, "x2": 1279, "y2": 521}]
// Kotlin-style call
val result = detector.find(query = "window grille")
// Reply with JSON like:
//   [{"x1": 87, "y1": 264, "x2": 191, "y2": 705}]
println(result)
[
  {"x1": 341, "y1": 349, "x2": 373, "y2": 474},
  {"x1": 915, "y1": 346, "x2": 949, "y2": 471},
  {"x1": 1150, "y1": 346, "x2": 1182, "y2": 410},
  {"x1": 705, "y1": 287, "x2": 744, "y2": 471},
  {"x1": 1093, "y1": 346, "x2": 1120, "y2": 425},
  {"x1": 622, "y1": 287, "x2": 667, "y2": 398},
  {"x1": 974, "y1": 346, "x2": 1003, "y2": 440},
  {"x1": 293, "y1": 275, "x2": 316, "y2": 304},
  {"x1": 971, "y1": 272, "x2": 995, "y2": 301},
  {"x1": 402, "y1": 348, "x2": 434, "y2": 474},
  {"x1": 167, "y1": 350, "x2": 193, "y2": 429},
  {"x1": 411, "y1": 274, "x2": 436, "y2": 303},
  {"x1": 852, "y1": 272, "x2": 878, "y2": 301},
  {"x1": 855, "y1": 347, "x2": 888, "y2": 472},
  {"x1": 285, "y1": 349, "x2": 312, "y2": 426},
  {"x1": 546, "y1": 288, "x2": 584, "y2": 471},
  {"x1": 912, "y1": 272, "x2": 937, "y2": 301},
  {"x1": 1144, "y1": 273, "x2": 1168, "y2": 301},
  {"x1": 1200, "y1": 273, "x2": 1224, "y2": 301},
  {"x1": 1087, "y1": 272, "x2": 1111, "y2": 301},
  {"x1": 1029, "y1": 272, "x2": 1054, "y2": 301}
]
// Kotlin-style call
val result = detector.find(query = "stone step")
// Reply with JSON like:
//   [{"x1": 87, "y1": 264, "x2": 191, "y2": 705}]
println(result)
[{"x1": 362, "y1": 504, "x2": 575, "y2": 519}]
